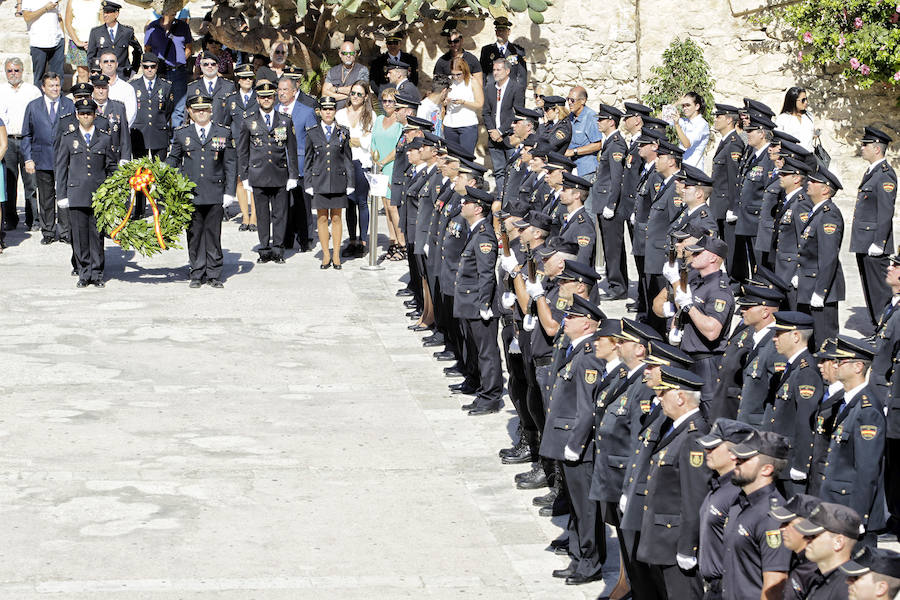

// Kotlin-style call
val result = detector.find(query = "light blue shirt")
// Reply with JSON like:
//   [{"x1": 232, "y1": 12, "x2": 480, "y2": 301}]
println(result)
[
  {"x1": 678, "y1": 114, "x2": 710, "y2": 169},
  {"x1": 568, "y1": 104, "x2": 601, "y2": 176}
]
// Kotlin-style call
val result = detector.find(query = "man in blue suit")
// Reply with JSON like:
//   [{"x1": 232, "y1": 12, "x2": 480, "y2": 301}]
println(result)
[
  {"x1": 22, "y1": 71, "x2": 74, "y2": 244},
  {"x1": 276, "y1": 76, "x2": 318, "y2": 251}
]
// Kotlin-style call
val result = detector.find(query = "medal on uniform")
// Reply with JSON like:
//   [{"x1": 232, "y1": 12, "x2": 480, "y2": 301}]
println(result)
[
  {"x1": 185, "y1": 137, "x2": 191, "y2": 146},
  {"x1": 136, "y1": 89, "x2": 141, "y2": 98},
  {"x1": 72, "y1": 140, "x2": 78, "y2": 149},
  {"x1": 251, "y1": 121, "x2": 257, "y2": 131}
]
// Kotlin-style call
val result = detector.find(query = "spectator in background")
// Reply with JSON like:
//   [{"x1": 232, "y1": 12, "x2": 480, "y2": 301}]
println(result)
[
  {"x1": 372, "y1": 86, "x2": 403, "y2": 257},
  {"x1": 442, "y1": 57, "x2": 483, "y2": 154},
  {"x1": 98, "y1": 51, "x2": 136, "y2": 126},
  {"x1": 255, "y1": 43, "x2": 287, "y2": 84},
  {"x1": 564, "y1": 86, "x2": 601, "y2": 183},
  {"x1": 417, "y1": 74, "x2": 449, "y2": 136},
  {"x1": 20, "y1": 0, "x2": 65, "y2": 85},
  {"x1": 336, "y1": 80, "x2": 374, "y2": 258},
  {"x1": 322, "y1": 41, "x2": 369, "y2": 111},
  {"x1": 0, "y1": 118, "x2": 8, "y2": 252},
  {"x1": 369, "y1": 30, "x2": 419, "y2": 96},
  {"x1": 144, "y1": 9, "x2": 192, "y2": 127},
  {"x1": 482, "y1": 57, "x2": 524, "y2": 194},
  {"x1": 675, "y1": 91, "x2": 709, "y2": 169},
  {"x1": 193, "y1": 35, "x2": 233, "y2": 78},
  {"x1": 775, "y1": 87, "x2": 815, "y2": 151},
  {"x1": 64, "y1": 0, "x2": 102, "y2": 84},
  {"x1": 433, "y1": 30, "x2": 482, "y2": 88},
  {"x1": 0, "y1": 57, "x2": 41, "y2": 232}
]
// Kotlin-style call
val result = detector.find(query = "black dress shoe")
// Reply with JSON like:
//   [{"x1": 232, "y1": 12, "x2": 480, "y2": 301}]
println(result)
[
  {"x1": 626, "y1": 304, "x2": 639, "y2": 313},
  {"x1": 403, "y1": 299, "x2": 418, "y2": 308},
  {"x1": 516, "y1": 470, "x2": 549, "y2": 489},
  {"x1": 552, "y1": 565, "x2": 576, "y2": 579},
  {"x1": 565, "y1": 572, "x2": 603, "y2": 586},
  {"x1": 554, "y1": 545, "x2": 569, "y2": 556},
  {"x1": 599, "y1": 291, "x2": 627, "y2": 301},
  {"x1": 257, "y1": 255, "x2": 271, "y2": 263},
  {"x1": 406, "y1": 310, "x2": 422, "y2": 319},
  {"x1": 515, "y1": 464, "x2": 542, "y2": 482},
  {"x1": 396, "y1": 288, "x2": 414, "y2": 297},
  {"x1": 208, "y1": 279, "x2": 224, "y2": 288},
  {"x1": 298, "y1": 244, "x2": 309, "y2": 252},
  {"x1": 443, "y1": 365, "x2": 462, "y2": 374},
  {"x1": 422, "y1": 333, "x2": 444, "y2": 343},
  {"x1": 93, "y1": 280, "x2": 105, "y2": 288},
  {"x1": 410, "y1": 324, "x2": 431, "y2": 332},
  {"x1": 189, "y1": 280, "x2": 202, "y2": 289},
  {"x1": 422, "y1": 339, "x2": 444, "y2": 347},
  {"x1": 468, "y1": 403, "x2": 501, "y2": 416},
  {"x1": 549, "y1": 537, "x2": 569, "y2": 550},
  {"x1": 273, "y1": 256, "x2": 286, "y2": 264},
  {"x1": 532, "y1": 489, "x2": 557, "y2": 507},
  {"x1": 434, "y1": 351, "x2": 456, "y2": 361},
  {"x1": 539, "y1": 504, "x2": 569, "y2": 517},
  {"x1": 40, "y1": 236, "x2": 54, "y2": 245},
  {"x1": 451, "y1": 386, "x2": 478, "y2": 396},
  {"x1": 448, "y1": 382, "x2": 467, "y2": 391},
  {"x1": 460, "y1": 400, "x2": 478, "y2": 411},
  {"x1": 501, "y1": 444, "x2": 533, "y2": 464},
  {"x1": 70, "y1": 269, "x2": 78, "y2": 277},
  {"x1": 76, "y1": 279, "x2": 89, "y2": 288},
  {"x1": 59, "y1": 236, "x2": 70, "y2": 244}
]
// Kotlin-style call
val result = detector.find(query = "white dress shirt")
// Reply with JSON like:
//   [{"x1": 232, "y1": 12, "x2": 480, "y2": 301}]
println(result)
[
  {"x1": 108, "y1": 77, "x2": 137, "y2": 126},
  {"x1": 0, "y1": 81, "x2": 42, "y2": 134}
]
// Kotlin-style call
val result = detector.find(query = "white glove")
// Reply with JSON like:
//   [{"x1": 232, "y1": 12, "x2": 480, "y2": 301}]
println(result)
[
  {"x1": 479, "y1": 308, "x2": 494, "y2": 320},
  {"x1": 791, "y1": 274, "x2": 799, "y2": 288},
  {"x1": 118, "y1": 159, "x2": 129, "y2": 167},
  {"x1": 242, "y1": 180, "x2": 252, "y2": 192},
  {"x1": 662, "y1": 260, "x2": 680, "y2": 284},
  {"x1": 868, "y1": 243, "x2": 884, "y2": 257},
  {"x1": 305, "y1": 187, "x2": 314, "y2": 195},
  {"x1": 526, "y1": 280, "x2": 545, "y2": 298},
  {"x1": 668, "y1": 328, "x2": 683, "y2": 344},
  {"x1": 423, "y1": 243, "x2": 430, "y2": 257},
  {"x1": 629, "y1": 212, "x2": 635, "y2": 225},
  {"x1": 56, "y1": 197, "x2": 69, "y2": 208},
  {"x1": 523, "y1": 314, "x2": 537, "y2": 331},
  {"x1": 501, "y1": 291, "x2": 516, "y2": 309},
  {"x1": 789, "y1": 468, "x2": 807, "y2": 482},
  {"x1": 676, "y1": 553, "x2": 697, "y2": 571},
  {"x1": 347, "y1": 187, "x2": 355, "y2": 195},
  {"x1": 726, "y1": 210, "x2": 738, "y2": 223},
  {"x1": 602, "y1": 206, "x2": 615, "y2": 220},
  {"x1": 618, "y1": 494, "x2": 627, "y2": 514},
  {"x1": 222, "y1": 194, "x2": 235, "y2": 207},
  {"x1": 663, "y1": 301, "x2": 676, "y2": 318},
  {"x1": 509, "y1": 336, "x2": 521, "y2": 354},
  {"x1": 810, "y1": 292, "x2": 825, "y2": 308},
  {"x1": 500, "y1": 253, "x2": 519, "y2": 274},
  {"x1": 564, "y1": 446, "x2": 579, "y2": 461},
  {"x1": 674, "y1": 285, "x2": 693, "y2": 308},
  {"x1": 286, "y1": 178, "x2": 298, "y2": 191}
]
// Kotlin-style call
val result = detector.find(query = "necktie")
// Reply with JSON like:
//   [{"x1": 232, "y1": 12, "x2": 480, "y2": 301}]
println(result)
[
  {"x1": 244, "y1": 94, "x2": 250, "y2": 106},
  {"x1": 84, "y1": 132, "x2": 91, "y2": 144},
  {"x1": 200, "y1": 128, "x2": 206, "y2": 143},
  {"x1": 147, "y1": 79, "x2": 153, "y2": 94},
  {"x1": 208, "y1": 81, "x2": 214, "y2": 95},
  {"x1": 326, "y1": 125, "x2": 332, "y2": 139},
  {"x1": 109, "y1": 27, "x2": 115, "y2": 40},
  {"x1": 822, "y1": 388, "x2": 830, "y2": 405},
  {"x1": 49, "y1": 100, "x2": 56, "y2": 121},
  {"x1": 564, "y1": 344, "x2": 574, "y2": 361},
  {"x1": 496, "y1": 86, "x2": 501, "y2": 102},
  {"x1": 265, "y1": 113, "x2": 271, "y2": 129}
]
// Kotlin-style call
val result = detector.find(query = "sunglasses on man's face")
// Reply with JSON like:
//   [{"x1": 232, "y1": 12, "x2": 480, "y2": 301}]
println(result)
[
  {"x1": 6, "y1": 68, "x2": 20, "y2": 72},
  {"x1": 449, "y1": 38, "x2": 462, "y2": 44},
  {"x1": 101, "y1": 59, "x2": 117, "y2": 64},
  {"x1": 381, "y1": 99, "x2": 396, "y2": 104},
  {"x1": 341, "y1": 51, "x2": 356, "y2": 56},
  {"x1": 201, "y1": 61, "x2": 218, "y2": 67},
  {"x1": 142, "y1": 64, "x2": 157, "y2": 69}
]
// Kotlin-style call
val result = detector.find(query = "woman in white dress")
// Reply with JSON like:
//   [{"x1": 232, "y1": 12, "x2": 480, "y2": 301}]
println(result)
[
  {"x1": 442, "y1": 57, "x2": 483, "y2": 154},
  {"x1": 775, "y1": 86, "x2": 816, "y2": 151}
]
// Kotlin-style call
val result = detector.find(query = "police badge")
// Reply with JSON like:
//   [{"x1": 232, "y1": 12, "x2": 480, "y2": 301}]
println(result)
[
  {"x1": 689, "y1": 451, "x2": 703, "y2": 467},
  {"x1": 584, "y1": 369, "x2": 598, "y2": 384},
  {"x1": 765, "y1": 529, "x2": 782, "y2": 548}
]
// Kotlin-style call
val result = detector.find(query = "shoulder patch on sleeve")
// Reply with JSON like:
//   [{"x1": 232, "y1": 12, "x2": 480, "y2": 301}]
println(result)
[
  {"x1": 479, "y1": 242, "x2": 493, "y2": 254},
  {"x1": 860, "y1": 425, "x2": 878, "y2": 440},
  {"x1": 823, "y1": 223, "x2": 837, "y2": 235},
  {"x1": 555, "y1": 129, "x2": 566, "y2": 140},
  {"x1": 883, "y1": 182, "x2": 895, "y2": 193},
  {"x1": 689, "y1": 451, "x2": 703, "y2": 467}
]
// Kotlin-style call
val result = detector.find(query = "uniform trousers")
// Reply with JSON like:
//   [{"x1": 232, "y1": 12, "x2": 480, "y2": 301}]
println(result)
[
  {"x1": 797, "y1": 302, "x2": 838, "y2": 351},
  {"x1": 69, "y1": 206, "x2": 104, "y2": 282},
  {"x1": 253, "y1": 186, "x2": 288, "y2": 259},
  {"x1": 688, "y1": 354, "x2": 722, "y2": 411},
  {"x1": 3, "y1": 135, "x2": 37, "y2": 229},
  {"x1": 187, "y1": 203, "x2": 224, "y2": 281},
  {"x1": 462, "y1": 316, "x2": 503, "y2": 406},
  {"x1": 501, "y1": 319, "x2": 528, "y2": 420},
  {"x1": 561, "y1": 459, "x2": 606, "y2": 578},
  {"x1": 406, "y1": 244, "x2": 424, "y2": 310},
  {"x1": 634, "y1": 254, "x2": 648, "y2": 313},
  {"x1": 285, "y1": 181, "x2": 314, "y2": 249},
  {"x1": 35, "y1": 169, "x2": 66, "y2": 240},
  {"x1": 487, "y1": 142, "x2": 515, "y2": 196},
  {"x1": 621, "y1": 530, "x2": 660, "y2": 600},
  {"x1": 886, "y1": 438, "x2": 900, "y2": 533},
  {"x1": 441, "y1": 293, "x2": 466, "y2": 364},
  {"x1": 648, "y1": 563, "x2": 703, "y2": 600},
  {"x1": 723, "y1": 221, "x2": 737, "y2": 274},
  {"x1": 600, "y1": 212, "x2": 628, "y2": 296},
  {"x1": 857, "y1": 254, "x2": 891, "y2": 327},
  {"x1": 731, "y1": 234, "x2": 757, "y2": 284}
]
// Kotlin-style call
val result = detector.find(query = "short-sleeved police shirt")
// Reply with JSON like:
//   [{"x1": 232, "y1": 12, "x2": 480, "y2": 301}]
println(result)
[{"x1": 699, "y1": 470, "x2": 740, "y2": 580}]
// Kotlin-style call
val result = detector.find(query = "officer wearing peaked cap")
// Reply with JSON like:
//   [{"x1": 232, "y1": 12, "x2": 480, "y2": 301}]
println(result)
[
  {"x1": 711, "y1": 103, "x2": 746, "y2": 240},
  {"x1": 187, "y1": 51, "x2": 236, "y2": 127},
  {"x1": 537, "y1": 96, "x2": 572, "y2": 153},
  {"x1": 386, "y1": 56, "x2": 420, "y2": 103},
  {"x1": 773, "y1": 156, "x2": 815, "y2": 310},
  {"x1": 479, "y1": 16, "x2": 527, "y2": 88},
  {"x1": 594, "y1": 103, "x2": 629, "y2": 300},
  {"x1": 87, "y1": 0, "x2": 141, "y2": 78},
  {"x1": 131, "y1": 53, "x2": 175, "y2": 161},
  {"x1": 669, "y1": 165, "x2": 717, "y2": 238},
  {"x1": 769, "y1": 493, "x2": 824, "y2": 600},
  {"x1": 853, "y1": 126, "x2": 898, "y2": 328},
  {"x1": 370, "y1": 30, "x2": 420, "y2": 95},
  {"x1": 818, "y1": 336, "x2": 888, "y2": 533},
  {"x1": 559, "y1": 171, "x2": 595, "y2": 265},
  {"x1": 754, "y1": 145, "x2": 795, "y2": 272}
]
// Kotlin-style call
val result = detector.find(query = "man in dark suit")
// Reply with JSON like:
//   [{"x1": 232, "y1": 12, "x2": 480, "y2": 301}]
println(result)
[
  {"x1": 385, "y1": 57, "x2": 420, "y2": 103},
  {"x1": 237, "y1": 80, "x2": 298, "y2": 264},
  {"x1": 166, "y1": 94, "x2": 237, "y2": 288},
  {"x1": 130, "y1": 53, "x2": 174, "y2": 160},
  {"x1": 186, "y1": 51, "x2": 236, "y2": 127},
  {"x1": 369, "y1": 31, "x2": 419, "y2": 95},
  {"x1": 55, "y1": 99, "x2": 117, "y2": 287},
  {"x1": 86, "y1": 1, "x2": 141, "y2": 79},
  {"x1": 479, "y1": 17, "x2": 527, "y2": 89},
  {"x1": 483, "y1": 57, "x2": 524, "y2": 195},
  {"x1": 22, "y1": 71, "x2": 74, "y2": 244}
]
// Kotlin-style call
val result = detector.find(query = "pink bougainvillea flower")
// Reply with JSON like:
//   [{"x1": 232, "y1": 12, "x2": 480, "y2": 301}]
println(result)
[
  {"x1": 803, "y1": 31, "x2": 813, "y2": 42},
  {"x1": 850, "y1": 57, "x2": 861, "y2": 69},
  {"x1": 894, "y1": 71, "x2": 900, "y2": 81},
  {"x1": 839, "y1": 34, "x2": 846, "y2": 47},
  {"x1": 860, "y1": 64, "x2": 871, "y2": 75},
  {"x1": 798, "y1": 51, "x2": 804, "y2": 60},
  {"x1": 854, "y1": 16, "x2": 863, "y2": 28}
]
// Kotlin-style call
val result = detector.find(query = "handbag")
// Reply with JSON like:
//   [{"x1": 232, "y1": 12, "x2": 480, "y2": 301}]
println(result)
[{"x1": 813, "y1": 138, "x2": 831, "y2": 169}]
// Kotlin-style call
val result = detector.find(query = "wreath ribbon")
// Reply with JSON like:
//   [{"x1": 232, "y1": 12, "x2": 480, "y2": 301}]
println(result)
[{"x1": 111, "y1": 168, "x2": 166, "y2": 250}]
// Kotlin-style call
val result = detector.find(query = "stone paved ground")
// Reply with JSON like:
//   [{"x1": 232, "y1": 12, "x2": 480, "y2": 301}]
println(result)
[{"x1": 0, "y1": 211, "x2": 620, "y2": 599}]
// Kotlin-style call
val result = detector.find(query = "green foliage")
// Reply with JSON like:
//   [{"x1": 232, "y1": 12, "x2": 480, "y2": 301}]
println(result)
[
  {"x1": 93, "y1": 157, "x2": 196, "y2": 258},
  {"x1": 299, "y1": 56, "x2": 330, "y2": 96},
  {"x1": 642, "y1": 37, "x2": 716, "y2": 138},
  {"x1": 780, "y1": 0, "x2": 900, "y2": 89},
  {"x1": 328, "y1": 0, "x2": 551, "y2": 23}
]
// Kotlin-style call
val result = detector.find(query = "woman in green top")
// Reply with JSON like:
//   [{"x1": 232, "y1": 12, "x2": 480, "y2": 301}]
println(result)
[{"x1": 371, "y1": 87, "x2": 404, "y2": 260}]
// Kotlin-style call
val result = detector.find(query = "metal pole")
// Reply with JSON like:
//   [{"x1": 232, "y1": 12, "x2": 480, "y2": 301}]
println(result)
[{"x1": 360, "y1": 155, "x2": 384, "y2": 271}]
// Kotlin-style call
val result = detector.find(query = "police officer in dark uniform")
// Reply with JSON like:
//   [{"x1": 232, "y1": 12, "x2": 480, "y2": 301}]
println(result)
[
  {"x1": 499, "y1": 109, "x2": 538, "y2": 208},
  {"x1": 672, "y1": 235, "x2": 735, "y2": 407},
  {"x1": 237, "y1": 80, "x2": 298, "y2": 264},
  {"x1": 593, "y1": 103, "x2": 629, "y2": 299},
  {"x1": 630, "y1": 128, "x2": 665, "y2": 316},
  {"x1": 852, "y1": 126, "x2": 898, "y2": 329},
  {"x1": 454, "y1": 186, "x2": 503, "y2": 415},
  {"x1": 710, "y1": 104, "x2": 744, "y2": 241},
  {"x1": 130, "y1": 53, "x2": 174, "y2": 160},
  {"x1": 635, "y1": 365, "x2": 711, "y2": 600},
  {"x1": 792, "y1": 502, "x2": 863, "y2": 599},
  {"x1": 807, "y1": 339, "x2": 845, "y2": 497},
  {"x1": 370, "y1": 31, "x2": 419, "y2": 95},
  {"x1": 86, "y1": 1, "x2": 141, "y2": 78},
  {"x1": 55, "y1": 98, "x2": 117, "y2": 287},
  {"x1": 385, "y1": 57, "x2": 420, "y2": 103},
  {"x1": 90, "y1": 74, "x2": 130, "y2": 162},
  {"x1": 558, "y1": 172, "x2": 595, "y2": 265},
  {"x1": 537, "y1": 96, "x2": 571, "y2": 153},
  {"x1": 768, "y1": 493, "x2": 823, "y2": 600},
  {"x1": 774, "y1": 155, "x2": 814, "y2": 311},
  {"x1": 697, "y1": 418, "x2": 755, "y2": 600},
  {"x1": 166, "y1": 94, "x2": 237, "y2": 288},
  {"x1": 187, "y1": 51, "x2": 236, "y2": 127},
  {"x1": 479, "y1": 17, "x2": 527, "y2": 88},
  {"x1": 753, "y1": 132, "x2": 794, "y2": 270},
  {"x1": 733, "y1": 114, "x2": 776, "y2": 284},
  {"x1": 229, "y1": 63, "x2": 258, "y2": 130},
  {"x1": 796, "y1": 166, "x2": 845, "y2": 348},
  {"x1": 722, "y1": 431, "x2": 793, "y2": 600},
  {"x1": 817, "y1": 336, "x2": 887, "y2": 533},
  {"x1": 668, "y1": 165, "x2": 717, "y2": 235}
]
